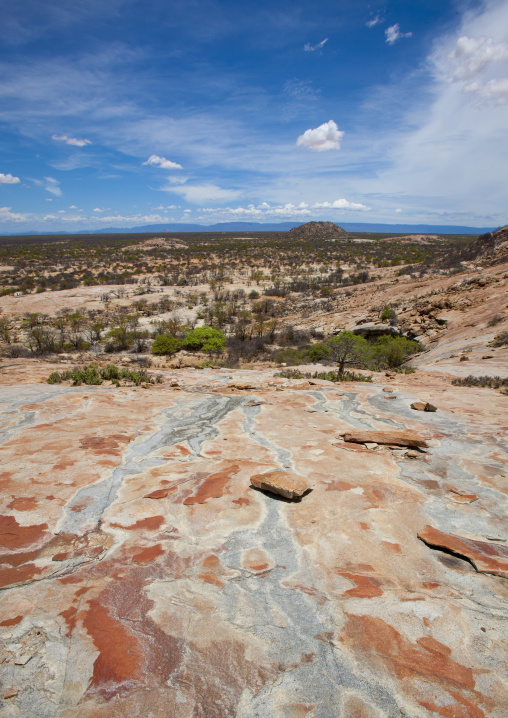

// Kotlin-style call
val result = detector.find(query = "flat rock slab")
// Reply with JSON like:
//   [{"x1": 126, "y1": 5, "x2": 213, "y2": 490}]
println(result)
[
  {"x1": 342, "y1": 429, "x2": 428, "y2": 448},
  {"x1": 418, "y1": 525, "x2": 508, "y2": 578},
  {"x1": 250, "y1": 470, "x2": 312, "y2": 500}
]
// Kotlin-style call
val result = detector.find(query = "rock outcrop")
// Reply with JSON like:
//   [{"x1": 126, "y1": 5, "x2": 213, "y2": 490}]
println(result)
[
  {"x1": 286, "y1": 221, "x2": 348, "y2": 240},
  {"x1": 0, "y1": 363, "x2": 506, "y2": 717}
]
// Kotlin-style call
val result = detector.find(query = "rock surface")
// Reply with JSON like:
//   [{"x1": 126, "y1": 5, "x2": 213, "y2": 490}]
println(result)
[
  {"x1": 250, "y1": 470, "x2": 312, "y2": 500},
  {"x1": 0, "y1": 363, "x2": 506, "y2": 717}
]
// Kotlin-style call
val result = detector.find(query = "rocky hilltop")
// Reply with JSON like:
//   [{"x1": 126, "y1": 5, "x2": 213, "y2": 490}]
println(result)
[{"x1": 286, "y1": 221, "x2": 348, "y2": 240}]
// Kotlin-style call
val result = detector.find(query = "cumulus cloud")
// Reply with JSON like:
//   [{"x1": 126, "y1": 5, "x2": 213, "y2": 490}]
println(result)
[
  {"x1": 449, "y1": 35, "x2": 508, "y2": 82},
  {"x1": 446, "y1": 34, "x2": 508, "y2": 105},
  {"x1": 0, "y1": 172, "x2": 20, "y2": 184},
  {"x1": 0, "y1": 206, "x2": 28, "y2": 222},
  {"x1": 52, "y1": 134, "x2": 91, "y2": 147},
  {"x1": 296, "y1": 120, "x2": 344, "y2": 152},
  {"x1": 304, "y1": 38, "x2": 328, "y2": 52},
  {"x1": 385, "y1": 24, "x2": 412, "y2": 45},
  {"x1": 143, "y1": 155, "x2": 183, "y2": 170},
  {"x1": 44, "y1": 177, "x2": 62, "y2": 196},
  {"x1": 366, "y1": 15, "x2": 383, "y2": 29},
  {"x1": 312, "y1": 199, "x2": 370, "y2": 211},
  {"x1": 168, "y1": 183, "x2": 241, "y2": 203}
]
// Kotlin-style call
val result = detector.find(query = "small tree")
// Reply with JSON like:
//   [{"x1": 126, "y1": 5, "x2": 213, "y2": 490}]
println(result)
[
  {"x1": 326, "y1": 331, "x2": 371, "y2": 374},
  {"x1": 152, "y1": 334, "x2": 181, "y2": 356},
  {"x1": 183, "y1": 326, "x2": 225, "y2": 353}
]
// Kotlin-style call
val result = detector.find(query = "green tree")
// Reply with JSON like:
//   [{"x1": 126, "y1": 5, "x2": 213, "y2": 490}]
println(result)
[
  {"x1": 152, "y1": 334, "x2": 181, "y2": 356},
  {"x1": 326, "y1": 331, "x2": 371, "y2": 374},
  {"x1": 182, "y1": 326, "x2": 225, "y2": 353}
]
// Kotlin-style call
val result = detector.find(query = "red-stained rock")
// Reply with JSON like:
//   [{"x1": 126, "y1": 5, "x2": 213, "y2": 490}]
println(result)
[
  {"x1": 144, "y1": 486, "x2": 177, "y2": 499},
  {"x1": 184, "y1": 465, "x2": 239, "y2": 505},
  {"x1": 0, "y1": 615, "x2": 23, "y2": 627},
  {"x1": 341, "y1": 430, "x2": 428, "y2": 448},
  {"x1": 250, "y1": 471, "x2": 312, "y2": 500},
  {"x1": 418, "y1": 525, "x2": 508, "y2": 578},
  {"x1": 0, "y1": 515, "x2": 48, "y2": 550},
  {"x1": 111, "y1": 516, "x2": 165, "y2": 531}
]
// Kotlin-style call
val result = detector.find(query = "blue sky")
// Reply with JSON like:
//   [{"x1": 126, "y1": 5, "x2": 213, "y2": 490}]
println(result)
[{"x1": 0, "y1": 0, "x2": 507, "y2": 232}]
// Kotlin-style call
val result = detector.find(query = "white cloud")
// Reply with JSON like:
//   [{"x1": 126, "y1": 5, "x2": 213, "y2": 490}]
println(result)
[
  {"x1": 464, "y1": 77, "x2": 508, "y2": 105},
  {"x1": 296, "y1": 120, "x2": 344, "y2": 152},
  {"x1": 93, "y1": 207, "x2": 111, "y2": 212},
  {"x1": 52, "y1": 134, "x2": 91, "y2": 147},
  {"x1": 0, "y1": 206, "x2": 28, "y2": 222},
  {"x1": 0, "y1": 172, "x2": 20, "y2": 184},
  {"x1": 44, "y1": 177, "x2": 62, "y2": 196},
  {"x1": 449, "y1": 35, "x2": 508, "y2": 82},
  {"x1": 167, "y1": 183, "x2": 242, "y2": 203},
  {"x1": 143, "y1": 154, "x2": 183, "y2": 170},
  {"x1": 312, "y1": 199, "x2": 370, "y2": 211},
  {"x1": 366, "y1": 15, "x2": 383, "y2": 29},
  {"x1": 385, "y1": 24, "x2": 412, "y2": 45},
  {"x1": 304, "y1": 38, "x2": 328, "y2": 52}
]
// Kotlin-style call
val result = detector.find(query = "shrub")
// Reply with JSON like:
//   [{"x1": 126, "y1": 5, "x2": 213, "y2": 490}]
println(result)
[
  {"x1": 47, "y1": 364, "x2": 157, "y2": 386},
  {"x1": 307, "y1": 342, "x2": 332, "y2": 362},
  {"x1": 487, "y1": 315, "x2": 504, "y2": 328},
  {"x1": 275, "y1": 369, "x2": 372, "y2": 383},
  {"x1": 492, "y1": 331, "x2": 508, "y2": 347},
  {"x1": 182, "y1": 325, "x2": 225, "y2": 353},
  {"x1": 151, "y1": 334, "x2": 181, "y2": 355},
  {"x1": 371, "y1": 336, "x2": 420, "y2": 368},
  {"x1": 380, "y1": 306, "x2": 396, "y2": 322},
  {"x1": 451, "y1": 375, "x2": 508, "y2": 389}
]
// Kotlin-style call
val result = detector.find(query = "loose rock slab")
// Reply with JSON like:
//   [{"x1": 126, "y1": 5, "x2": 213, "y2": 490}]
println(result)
[
  {"x1": 341, "y1": 430, "x2": 428, "y2": 448},
  {"x1": 250, "y1": 470, "x2": 312, "y2": 500}
]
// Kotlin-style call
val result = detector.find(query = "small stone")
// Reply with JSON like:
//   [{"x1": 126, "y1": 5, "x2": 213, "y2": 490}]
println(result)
[
  {"x1": 482, "y1": 355, "x2": 494, "y2": 359},
  {"x1": 342, "y1": 430, "x2": 428, "y2": 448},
  {"x1": 384, "y1": 395, "x2": 396, "y2": 400},
  {"x1": 424, "y1": 403, "x2": 437, "y2": 412},
  {"x1": 407, "y1": 450, "x2": 419, "y2": 458},
  {"x1": 4, "y1": 689, "x2": 18, "y2": 699},
  {"x1": 250, "y1": 471, "x2": 312, "y2": 500},
  {"x1": 411, "y1": 402, "x2": 427, "y2": 411},
  {"x1": 364, "y1": 442, "x2": 378, "y2": 450},
  {"x1": 459, "y1": 355, "x2": 469, "y2": 361},
  {"x1": 383, "y1": 387, "x2": 394, "y2": 392}
]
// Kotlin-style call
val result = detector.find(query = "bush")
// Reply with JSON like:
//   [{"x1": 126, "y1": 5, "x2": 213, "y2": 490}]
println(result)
[
  {"x1": 492, "y1": 331, "x2": 508, "y2": 347},
  {"x1": 307, "y1": 342, "x2": 332, "y2": 362},
  {"x1": 182, "y1": 326, "x2": 225, "y2": 353},
  {"x1": 275, "y1": 369, "x2": 372, "y2": 382},
  {"x1": 380, "y1": 306, "x2": 396, "y2": 322},
  {"x1": 152, "y1": 334, "x2": 181, "y2": 355},
  {"x1": 371, "y1": 336, "x2": 420, "y2": 368},
  {"x1": 451, "y1": 375, "x2": 508, "y2": 389},
  {"x1": 47, "y1": 364, "x2": 157, "y2": 386},
  {"x1": 487, "y1": 315, "x2": 504, "y2": 328}
]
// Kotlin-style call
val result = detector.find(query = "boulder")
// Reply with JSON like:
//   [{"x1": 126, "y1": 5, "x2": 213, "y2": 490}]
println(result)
[
  {"x1": 250, "y1": 470, "x2": 312, "y2": 500},
  {"x1": 411, "y1": 401, "x2": 437, "y2": 412},
  {"x1": 351, "y1": 323, "x2": 399, "y2": 338},
  {"x1": 341, "y1": 430, "x2": 428, "y2": 448}
]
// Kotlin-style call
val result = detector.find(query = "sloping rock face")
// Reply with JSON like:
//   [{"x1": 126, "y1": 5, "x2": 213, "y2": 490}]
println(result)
[
  {"x1": 0, "y1": 365, "x2": 506, "y2": 717},
  {"x1": 287, "y1": 221, "x2": 348, "y2": 240}
]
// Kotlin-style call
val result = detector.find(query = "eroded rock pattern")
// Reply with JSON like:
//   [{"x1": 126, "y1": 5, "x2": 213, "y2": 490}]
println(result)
[{"x1": 0, "y1": 368, "x2": 507, "y2": 717}]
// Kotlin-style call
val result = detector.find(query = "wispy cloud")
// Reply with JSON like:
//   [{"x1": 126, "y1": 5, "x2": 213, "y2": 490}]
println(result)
[
  {"x1": 52, "y1": 133, "x2": 91, "y2": 147},
  {"x1": 385, "y1": 24, "x2": 412, "y2": 45},
  {"x1": 0, "y1": 172, "x2": 20, "y2": 184},
  {"x1": 167, "y1": 183, "x2": 242, "y2": 203},
  {"x1": 448, "y1": 35, "x2": 508, "y2": 82},
  {"x1": 296, "y1": 120, "x2": 344, "y2": 152},
  {"x1": 143, "y1": 154, "x2": 183, "y2": 170},
  {"x1": 44, "y1": 177, "x2": 62, "y2": 196},
  {"x1": 366, "y1": 15, "x2": 383, "y2": 29},
  {"x1": 304, "y1": 38, "x2": 328, "y2": 52}
]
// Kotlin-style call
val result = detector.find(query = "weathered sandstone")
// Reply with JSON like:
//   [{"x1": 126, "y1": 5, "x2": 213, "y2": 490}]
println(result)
[
  {"x1": 250, "y1": 470, "x2": 312, "y2": 499},
  {"x1": 341, "y1": 429, "x2": 428, "y2": 448}
]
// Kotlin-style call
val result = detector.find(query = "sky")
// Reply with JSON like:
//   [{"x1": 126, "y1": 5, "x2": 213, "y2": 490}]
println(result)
[{"x1": 0, "y1": 0, "x2": 507, "y2": 233}]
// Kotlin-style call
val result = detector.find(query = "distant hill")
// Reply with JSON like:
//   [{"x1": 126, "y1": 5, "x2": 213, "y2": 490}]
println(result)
[{"x1": 3, "y1": 221, "x2": 497, "y2": 237}]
